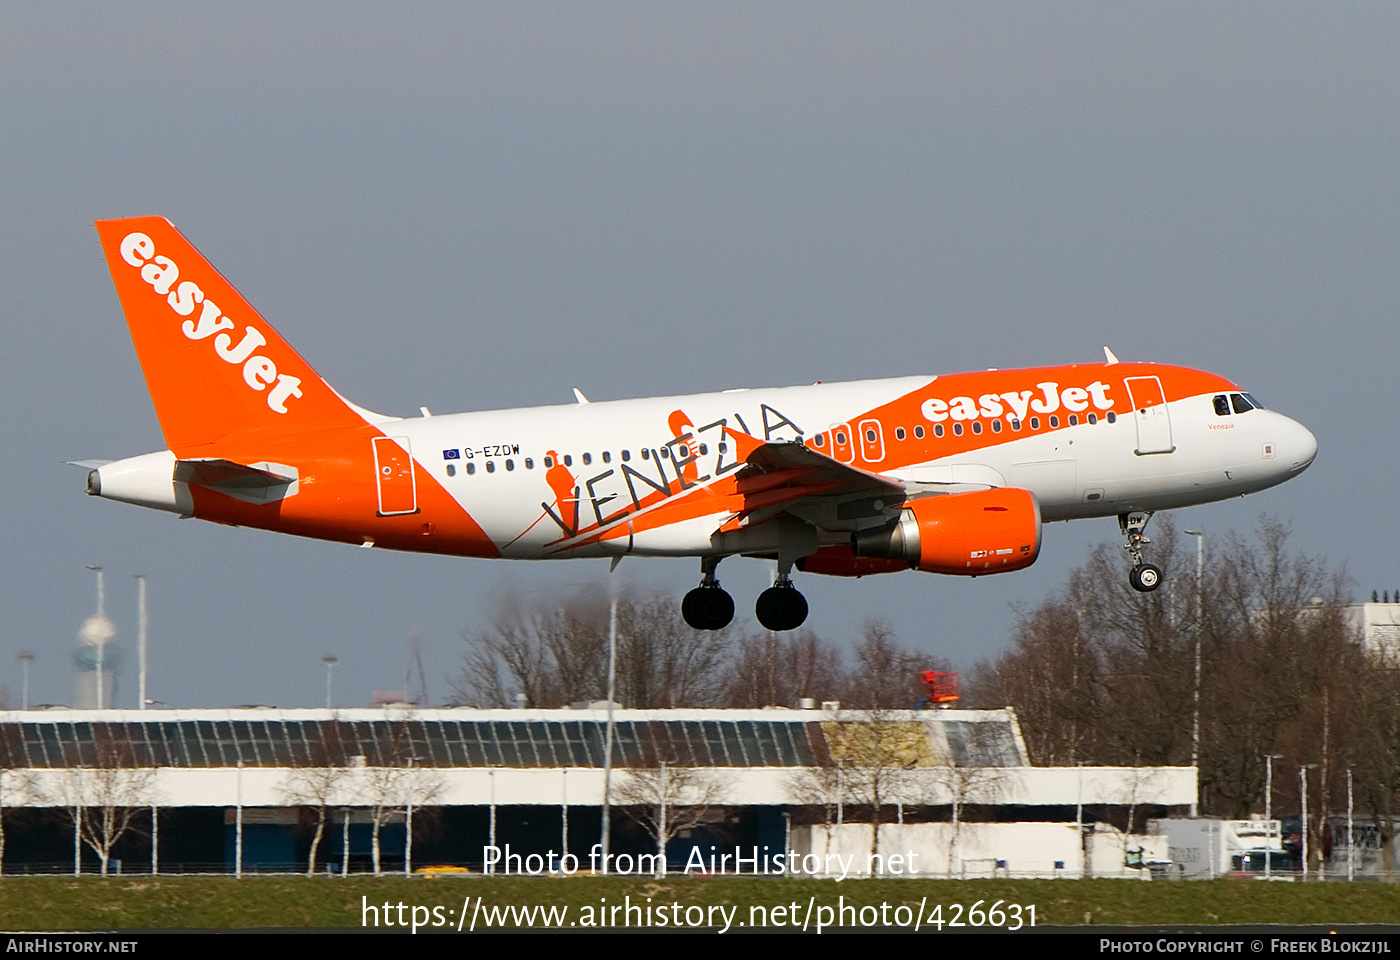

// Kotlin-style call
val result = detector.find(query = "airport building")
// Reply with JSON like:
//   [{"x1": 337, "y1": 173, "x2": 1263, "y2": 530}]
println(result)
[{"x1": 0, "y1": 705, "x2": 1193, "y2": 877}]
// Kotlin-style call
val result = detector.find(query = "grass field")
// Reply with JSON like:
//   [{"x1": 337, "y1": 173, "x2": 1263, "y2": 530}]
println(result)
[{"x1": 0, "y1": 875, "x2": 1397, "y2": 930}]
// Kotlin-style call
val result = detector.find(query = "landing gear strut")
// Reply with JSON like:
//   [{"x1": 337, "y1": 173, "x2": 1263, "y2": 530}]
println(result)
[
  {"x1": 1119, "y1": 511, "x2": 1162, "y2": 593},
  {"x1": 682, "y1": 557, "x2": 735, "y2": 631},
  {"x1": 755, "y1": 563, "x2": 808, "y2": 632}
]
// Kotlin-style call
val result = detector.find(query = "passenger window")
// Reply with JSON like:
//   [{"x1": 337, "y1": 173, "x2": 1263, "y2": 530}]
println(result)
[
  {"x1": 933, "y1": 424, "x2": 943, "y2": 438},
  {"x1": 563, "y1": 455, "x2": 572, "y2": 467},
  {"x1": 1087, "y1": 413, "x2": 1097, "y2": 425},
  {"x1": 486, "y1": 461, "x2": 495, "y2": 474},
  {"x1": 814, "y1": 434, "x2": 825, "y2": 447},
  {"x1": 895, "y1": 427, "x2": 906, "y2": 440},
  {"x1": 505, "y1": 459, "x2": 515, "y2": 471},
  {"x1": 1068, "y1": 414, "x2": 1078, "y2": 426},
  {"x1": 525, "y1": 458, "x2": 534, "y2": 469},
  {"x1": 1049, "y1": 415, "x2": 1059, "y2": 428},
  {"x1": 1106, "y1": 412, "x2": 1117, "y2": 424},
  {"x1": 914, "y1": 425, "x2": 925, "y2": 439},
  {"x1": 699, "y1": 443, "x2": 708, "y2": 455},
  {"x1": 1030, "y1": 417, "x2": 1040, "y2": 430},
  {"x1": 953, "y1": 423, "x2": 964, "y2": 436},
  {"x1": 446, "y1": 464, "x2": 456, "y2": 477},
  {"x1": 971, "y1": 422, "x2": 982, "y2": 435},
  {"x1": 621, "y1": 450, "x2": 631, "y2": 462},
  {"x1": 991, "y1": 420, "x2": 1002, "y2": 433},
  {"x1": 601, "y1": 451, "x2": 611, "y2": 464},
  {"x1": 642, "y1": 449, "x2": 651, "y2": 460},
  {"x1": 1214, "y1": 395, "x2": 1231, "y2": 416},
  {"x1": 582, "y1": 452, "x2": 592, "y2": 465},
  {"x1": 1010, "y1": 418, "x2": 1021, "y2": 431},
  {"x1": 544, "y1": 456, "x2": 553, "y2": 468},
  {"x1": 467, "y1": 462, "x2": 476, "y2": 475}
]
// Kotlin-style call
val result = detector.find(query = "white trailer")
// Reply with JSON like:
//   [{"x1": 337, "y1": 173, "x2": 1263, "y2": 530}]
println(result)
[{"x1": 1148, "y1": 818, "x2": 1288, "y2": 879}]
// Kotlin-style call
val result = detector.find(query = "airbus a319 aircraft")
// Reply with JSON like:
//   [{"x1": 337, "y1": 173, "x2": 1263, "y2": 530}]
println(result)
[{"x1": 85, "y1": 218, "x2": 1317, "y2": 632}]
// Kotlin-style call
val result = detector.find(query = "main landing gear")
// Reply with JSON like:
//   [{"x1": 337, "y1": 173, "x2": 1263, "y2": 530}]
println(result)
[
  {"x1": 755, "y1": 574, "x2": 808, "y2": 633},
  {"x1": 1119, "y1": 511, "x2": 1162, "y2": 593},
  {"x1": 682, "y1": 557, "x2": 736, "y2": 631},
  {"x1": 681, "y1": 557, "x2": 810, "y2": 632}
]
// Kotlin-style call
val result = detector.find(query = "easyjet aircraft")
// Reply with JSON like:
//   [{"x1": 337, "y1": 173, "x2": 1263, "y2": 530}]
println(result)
[{"x1": 84, "y1": 218, "x2": 1318, "y2": 632}]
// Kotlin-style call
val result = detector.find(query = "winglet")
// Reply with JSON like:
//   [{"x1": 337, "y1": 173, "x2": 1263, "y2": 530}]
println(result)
[{"x1": 1103, "y1": 346, "x2": 1120, "y2": 365}]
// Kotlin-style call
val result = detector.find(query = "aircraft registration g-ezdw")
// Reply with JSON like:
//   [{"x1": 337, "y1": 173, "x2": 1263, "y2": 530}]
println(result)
[{"x1": 85, "y1": 217, "x2": 1318, "y2": 632}]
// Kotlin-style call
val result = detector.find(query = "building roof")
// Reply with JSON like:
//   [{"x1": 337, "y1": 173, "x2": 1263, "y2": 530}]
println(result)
[{"x1": 0, "y1": 706, "x2": 1026, "y2": 770}]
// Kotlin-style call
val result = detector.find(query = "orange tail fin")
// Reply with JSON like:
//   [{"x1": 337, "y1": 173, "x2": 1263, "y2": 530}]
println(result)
[{"x1": 95, "y1": 217, "x2": 365, "y2": 454}]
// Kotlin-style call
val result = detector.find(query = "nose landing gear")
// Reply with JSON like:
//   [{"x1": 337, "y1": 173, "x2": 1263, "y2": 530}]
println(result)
[
  {"x1": 1120, "y1": 511, "x2": 1162, "y2": 593},
  {"x1": 681, "y1": 557, "x2": 736, "y2": 631}
]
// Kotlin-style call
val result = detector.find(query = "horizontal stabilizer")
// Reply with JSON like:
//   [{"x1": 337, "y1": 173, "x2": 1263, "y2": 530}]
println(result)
[{"x1": 173, "y1": 458, "x2": 299, "y2": 504}]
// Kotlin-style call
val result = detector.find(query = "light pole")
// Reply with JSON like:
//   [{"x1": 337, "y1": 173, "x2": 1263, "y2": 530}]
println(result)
[
  {"x1": 135, "y1": 575, "x2": 148, "y2": 710},
  {"x1": 600, "y1": 588, "x2": 618, "y2": 864},
  {"x1": 1347, "y1": 767, "x2": 1354, "y2": 882},
  {"x1": 404, "y1": 756, "x2": 420, "y2": 876},
  {"x1": 16, "y1": 653, "x2": 33, "y2": 710},
  {"x1": 86, "y1": 565, "x2": 105, "y2": 620},
  {"x1": 1300, "y1": 763, "x2": 1317, "y2": 880},
  {"x1": 1184, "y1": 529, "x2": 1204, "y2": 818},
  {"x1": 321, "y1": 655, "x2": 338, "y2": 709},
  {"x1": 1265, "y1": 753, "x2": 1283, "y2": 880}
]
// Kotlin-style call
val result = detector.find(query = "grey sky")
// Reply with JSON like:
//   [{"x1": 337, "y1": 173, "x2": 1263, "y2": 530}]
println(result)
[{"x1": 1, "y1": 3, "x2": 1393, "y2": 709}]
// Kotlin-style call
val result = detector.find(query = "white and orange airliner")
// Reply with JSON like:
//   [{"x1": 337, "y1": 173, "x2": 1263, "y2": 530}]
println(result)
[{"x1": 85, "y1": 217, "x2": 1317, "y2": 632}]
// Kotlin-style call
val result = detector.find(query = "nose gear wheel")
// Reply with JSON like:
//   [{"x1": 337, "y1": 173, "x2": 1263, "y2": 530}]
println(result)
[
  {"x1": 1129, "y1": 563, "x2": 1162, "y2": 592},
  {"x1": 1119, "y1": 511, "x2": 1162, "y2": 593}
]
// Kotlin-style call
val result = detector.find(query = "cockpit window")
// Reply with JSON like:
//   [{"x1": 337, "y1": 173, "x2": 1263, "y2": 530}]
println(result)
[
  {"x1": 1213, "y1": 395, "x2": 1230, "y2": 416},
  {"x1": 1244, "y1": 393, "x2": 1264, "y2": 410},
  {"x1": 1230, "y1": 393, "x2": 1256, "y2": 414}
]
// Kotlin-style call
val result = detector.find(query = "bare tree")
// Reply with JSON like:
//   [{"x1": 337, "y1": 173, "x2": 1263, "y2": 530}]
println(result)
[
  {"x1": 1350, "y1": 647, "x2": 1400, "y2": 879},
  {"x1": 355, "y1": 716, "x2": 444, "y2": 876},
  {"x1": 724, "y1": 629, "x2": 846, "y2": 707},
  {"x1": 820, "y1": 715, "x2": 924, "y2": 863},
  {"x1": 615, "y1": 763, "x2": 731, "y2": 876},
  {"x1": 454, "y1": 590, "x2": 734, "y2": 708},
  {"x1": 844, "y1": 618, "x2": 942, "y2": 710},
  {"x1": 277, "y1": 716, "x2": 354, "y2": 875},
  {"x1": 59, "y1": 729, "x2": 155, "y2": 876},
  {"x1": 784, "y1": 759, "x2": 845, "y2": 851},
  {"x1": 922, "y1": 721, "x2": 1011, "y2": 875},
  {"x1": 968, "y1": 515, "x2": 1370, "y2": 839}
]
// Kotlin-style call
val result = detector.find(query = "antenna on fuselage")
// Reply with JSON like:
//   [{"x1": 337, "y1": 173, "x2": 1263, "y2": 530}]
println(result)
[
  {"x1": 572, "y1": 388, "x2": 590, "y2": 404},
  {"x1": 1103, "y1": 346, "x2": 1120, "y2": 365}
]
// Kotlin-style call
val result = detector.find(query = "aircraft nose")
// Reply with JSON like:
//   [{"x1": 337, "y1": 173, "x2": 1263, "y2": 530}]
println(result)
[{"x1": 1280, "y1": 416, "x2": 1317, "y2": 474}]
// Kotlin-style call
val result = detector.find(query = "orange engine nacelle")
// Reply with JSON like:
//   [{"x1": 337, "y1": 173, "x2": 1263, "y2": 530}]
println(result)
[{"x1": 850, "y1": 487, "x2": 1042, "y2": 576}]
